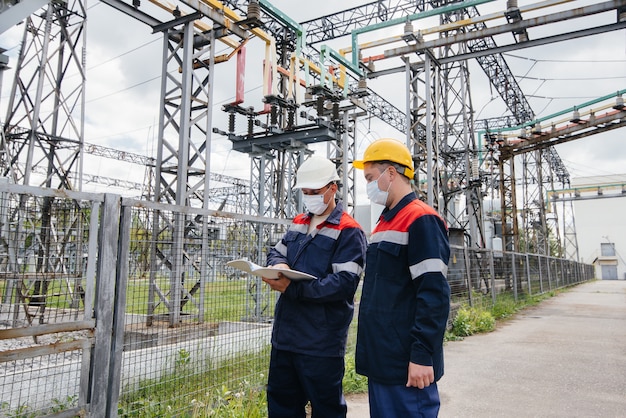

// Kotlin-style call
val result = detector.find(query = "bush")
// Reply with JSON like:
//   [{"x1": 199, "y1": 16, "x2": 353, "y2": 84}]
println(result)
[
  {"x1": 343, "y1": 353, "x2": 368, "y2": 393},
  {"x1": 450, "y1": 306, "x2": 495, "y2": 338}
]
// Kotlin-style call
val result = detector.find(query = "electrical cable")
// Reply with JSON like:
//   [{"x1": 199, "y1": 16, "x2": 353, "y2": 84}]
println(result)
[{"x1": 503, "y1": 53, "x2": 626, "y2": 63}]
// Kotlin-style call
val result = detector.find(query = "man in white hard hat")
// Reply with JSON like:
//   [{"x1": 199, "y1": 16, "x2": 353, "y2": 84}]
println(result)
[{"x1": 263, "y1": 156, "x2": 367, "y2": 418}]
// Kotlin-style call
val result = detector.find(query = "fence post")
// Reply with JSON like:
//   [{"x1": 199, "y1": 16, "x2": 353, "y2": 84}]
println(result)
[
  {"x1": 537, "y1": 255, "x2": 543, "y2": 293},
  {"x1": 77, "y1": 200, "x2": 102, "y2": 407},
  {"x1": 546, "y1": 257, "x2": 553, "y2": 290},
  {"x1": 511, "y1": 253, "x2": 518, "y2": 302},
  {"x1": 90, "y1": 193, "x2": 122, "y2": 418},
  {"x1": 489, "y1": 250, "x2": 496, "y2": 305},
  {"x1": 463, "y1": 246, "x2": 473, "y2": 307},
  {"x1": 526, "y1": 254, "x2": 532, "y2": 296},
  {"x1": 106, "y1": 202, "x2": 132, "y2": 416}
]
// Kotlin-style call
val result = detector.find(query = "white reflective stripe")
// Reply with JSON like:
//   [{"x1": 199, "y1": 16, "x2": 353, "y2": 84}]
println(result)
[
  {"x1": 410, "y1": 258, "x2": 448, "y2": 279},
  {"x1": 275, "y1": 241, "x2": 288, "y2": 257},
  {"x1": 291, "y1": 224, "x2": 308, "y2": 234},
  {"x1": 332, "y1": 261, "x2": 363, "y2": 276},
  {"x1": 369, "y1": 230, "x2": 408, "y2": 245},
  {"x1": 318, "y1": 227, "x2": 341, "y2": 240}
]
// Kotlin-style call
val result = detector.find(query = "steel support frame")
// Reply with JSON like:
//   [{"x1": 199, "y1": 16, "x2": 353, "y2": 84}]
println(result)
[
  {"x1": 148, "y1": 21, "x2": 216, "y2": 326},
  {"x1": 521, "y1": 150, "x2": 549, "y2": 255},
  {"x1": 0, "y1": 1, "x2": 90, "y2": 329},
  {"x1": 437, "y1": 50, "x2": 477, "y2": 234},
  {"x1": 499, "y1": 155, "x2": 518, "y2": 252},
  {"x1": 561, "y1": 198, "x2": 580, "y2": 262},
  {"x1": 2, "y1": 1, "x2": 87, "y2": 189},
  {"x1": 326, "y1": 110, "x2": 357, "y2": 214}
]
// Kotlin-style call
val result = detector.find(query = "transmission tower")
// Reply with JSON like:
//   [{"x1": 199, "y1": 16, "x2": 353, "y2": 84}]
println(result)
[
  {"x1": 0, "y1": 1, "x2": 89, "y2": 324},
  {"x1": 2, "y1": 1, "x2": 87, "y2": 189}
]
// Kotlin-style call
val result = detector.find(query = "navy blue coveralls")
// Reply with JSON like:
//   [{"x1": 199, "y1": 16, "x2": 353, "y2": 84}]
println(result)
[
  {"x1": 356, "y1": 192, "x2": 450, "y2": 417},
  {"x1": 266, "y1": 201, "x2": 366, "y2": 418}
]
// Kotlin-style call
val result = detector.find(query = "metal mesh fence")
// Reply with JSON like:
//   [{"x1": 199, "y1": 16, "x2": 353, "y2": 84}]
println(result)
[
  {"x1": 0, "y1": 186, "x2": 97, "y2": 416},
  {"x1": 0, "y1": 184, "x2": 595, "y2": 416},
  {"x1": 117, "y1": 203, "x2": 284, "y2": 416}
]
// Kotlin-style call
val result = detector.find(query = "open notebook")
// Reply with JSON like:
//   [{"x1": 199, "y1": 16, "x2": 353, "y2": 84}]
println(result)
[{"x1": 226, "y1": 259, "x2": 316, "y2": 281}]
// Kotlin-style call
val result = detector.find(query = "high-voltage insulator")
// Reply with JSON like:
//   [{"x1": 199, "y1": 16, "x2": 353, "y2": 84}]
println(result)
[
  {"x1": 316, "y1": 97, "x2": 324, "y2": 116},
  {"x1": 403, "y1": 20, "x2": 414, "y2": 39},
  {"x1": 228, "y1": 112, "x2": 236, "y2": 133},
  {"x1": 358, "y1": 76, "x2": 367, "y2": 91},
  {"x1": 247, "y1": 0, "x2": 261, "y2": 21},
  {"x1": 332, "y1": 102, "x2": 339, "y2": 121},
  {"x1": 507, "y1": 0, "x2": 518, "y2": 9},
  {"x1": 287, "y1": 109, "x2": 295, "y2": 128},
  {"x1": 471, "y1": 159, "x2": 480, "y2": 180},
  {"x1": 270, "y1": 105, "x2": 278, "y2": 125},
  {"x1": 248, "y1": 116, "x2": 254, "y2": 137}
]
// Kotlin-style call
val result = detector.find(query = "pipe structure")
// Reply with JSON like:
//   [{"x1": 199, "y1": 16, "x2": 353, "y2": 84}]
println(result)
[
  {"x1": 319, "y1": 45, "x2": 362, "y2": 93},
  {"x1": 341, "y1": 0, "x2": 575, "y2": 60},
  {"x1": 350, "y1": 0, "x2": 497, "y2": 66},
  {"x1": 477, "y1": 89, "x2": 626, "y2": 154}
]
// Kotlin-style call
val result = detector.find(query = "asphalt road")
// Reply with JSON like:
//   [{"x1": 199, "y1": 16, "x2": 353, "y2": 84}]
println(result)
[{"x1": 346, "y1": 279, "x2": 626, "y2": 417}]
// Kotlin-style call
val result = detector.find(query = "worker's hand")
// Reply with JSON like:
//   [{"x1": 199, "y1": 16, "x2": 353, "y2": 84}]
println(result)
[
  {"x1": 269, "y1": 263, "x2": 290, "y2": 270},
  {"x1": 262, "y1": 273, "x2": 291, "y2": 293},
  {"x1": 406, "y1": 362, "x2": 434, "y2": 389}
]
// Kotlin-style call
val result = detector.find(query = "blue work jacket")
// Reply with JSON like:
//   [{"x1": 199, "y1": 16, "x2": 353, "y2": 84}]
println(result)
[
  {"x1": 267, "y1": 201, "x2": 367, "y2": 357},
  {"x1": 356, "y1": 193, "x2": 451, "y2": 384}
]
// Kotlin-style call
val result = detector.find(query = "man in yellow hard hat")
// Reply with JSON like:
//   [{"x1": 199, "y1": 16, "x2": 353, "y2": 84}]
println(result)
[
  {"x1": 353, "y1": 138, "x2": 451, "y2": 418},
  {"x1": 263, "y1": 156, "x2": 367, "y2": 418}
]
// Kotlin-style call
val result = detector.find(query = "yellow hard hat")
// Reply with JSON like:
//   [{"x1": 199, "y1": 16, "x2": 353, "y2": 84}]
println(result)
[{"x1": 353, "y1": 138, "x2": 415, "y2": 179}]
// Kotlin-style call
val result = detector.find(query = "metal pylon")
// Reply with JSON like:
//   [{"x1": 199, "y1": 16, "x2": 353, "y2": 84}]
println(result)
[
  {"x1": 561, "y1": 198, "x2": 580, "y2": 262},
  {"x1": 147, "y1": 20, "x2": 216, "y2": 326},
  {"x1": 499, "y1": 154, "x2": 518, "y2": 252},
  {"x1": 521, "y1": 150, "x2": 549, "y2": 255},
  {"x1": 404, "y1": 9, "x2": 484, "y2": 247},
  {"x1": 1, "y1": 1, "x2": 87, "y2": 189},
  {"x1": 326, "y1": 111, "x2": 357, "y2": 214},
  {"x1": 0, "y1": 2, "x2": 89, "y2": 325}
]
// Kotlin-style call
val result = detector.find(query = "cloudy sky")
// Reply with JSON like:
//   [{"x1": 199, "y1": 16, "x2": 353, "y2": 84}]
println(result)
[
  {"x1": 1, "y1": 0, "x2": 624, "y2": 262},
  {"x1": 1, "y1": 0, "x2": 624, "y2": 189}
]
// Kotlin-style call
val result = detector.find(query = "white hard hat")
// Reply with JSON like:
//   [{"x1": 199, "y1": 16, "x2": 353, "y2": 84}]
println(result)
[{"x1": 294, "y1": 156, "x2": 340, "y2": 189}]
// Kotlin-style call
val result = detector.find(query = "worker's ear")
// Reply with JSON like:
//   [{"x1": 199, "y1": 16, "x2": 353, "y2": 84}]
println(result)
[{"x1": 387, "y1": 165, "x2": 398, "y2": 180}]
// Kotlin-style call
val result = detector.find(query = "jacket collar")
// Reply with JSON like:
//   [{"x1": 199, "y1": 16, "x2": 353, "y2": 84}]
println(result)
[{"x1": 380, "y1": 192, "x2": 417, "y2": 222}]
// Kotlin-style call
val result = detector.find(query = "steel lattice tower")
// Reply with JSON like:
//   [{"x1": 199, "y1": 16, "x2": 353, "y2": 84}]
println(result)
[{"x1": 2, "y1": 1, "x2": 87, "y2": 189}]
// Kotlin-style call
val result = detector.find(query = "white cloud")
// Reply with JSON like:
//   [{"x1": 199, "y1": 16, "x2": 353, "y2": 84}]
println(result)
[{"x1": 1, "y1": 0, "x2": 625, "y2": 190}]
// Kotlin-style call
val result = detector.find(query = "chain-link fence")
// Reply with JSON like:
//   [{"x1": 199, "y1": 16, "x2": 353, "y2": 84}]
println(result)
[
  {"x1": 448, "y1": 244, "x2": 593, "y2": 308},
  {"x1": 0, "y1": 183, "x2": 594, "y2": 416}
]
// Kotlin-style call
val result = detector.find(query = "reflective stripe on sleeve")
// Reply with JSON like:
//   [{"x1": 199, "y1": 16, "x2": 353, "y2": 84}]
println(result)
[
  {"x1": 410, "y1": 258, "x2": 448, "y2": 279},
  {"x1": 332, "y1": 261, "x2": 363, "y2": 276},
  {"x1": 274, "y1": 241, "x2": 288, "y2": 257}
]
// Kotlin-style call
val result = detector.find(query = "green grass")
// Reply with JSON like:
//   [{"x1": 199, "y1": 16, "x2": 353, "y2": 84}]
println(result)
[
  {"x1": 446, "y1": 288, "x2": 564, "y2": 341},
  {"x1": 117, "y1": 343, "x2": 366, "y2": 417},
  {"x1": 118, "y1": 347, "x2": 271, "y2": 417},
  {"x1": 0, "y1": 274, "x2": 265, "y2": 323},
  {"x1": 125, "y1": 276, "x2": 271, "y2": 322}
]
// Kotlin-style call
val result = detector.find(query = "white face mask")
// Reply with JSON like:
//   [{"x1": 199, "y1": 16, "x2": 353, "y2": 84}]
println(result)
[
  {"x1": 302, "y1": 187, "x2": 331, "y2": 215},
  {"x1": 366, "y1": 168, "x2": 390, "y2": 206}
]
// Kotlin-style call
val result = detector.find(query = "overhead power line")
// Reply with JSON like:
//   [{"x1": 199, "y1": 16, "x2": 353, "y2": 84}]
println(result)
[{"x1": 504, "y1": 53, "x2": 626, "y2": 63}]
